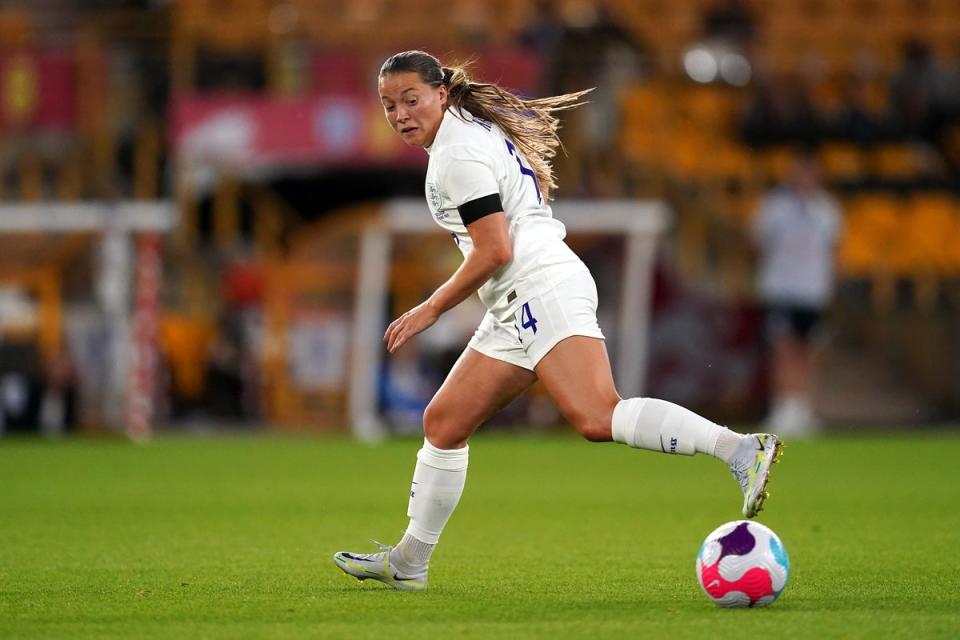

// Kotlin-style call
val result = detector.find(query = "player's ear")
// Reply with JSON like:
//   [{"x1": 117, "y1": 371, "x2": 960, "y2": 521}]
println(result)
[{"x1": 437, "y1": 83, "x2": 447, "y2": 108}]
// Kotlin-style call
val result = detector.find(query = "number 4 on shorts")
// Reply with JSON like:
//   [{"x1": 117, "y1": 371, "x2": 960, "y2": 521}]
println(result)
[{"x1": 520, "y1": 302, "x2": 538, "y2": 334}]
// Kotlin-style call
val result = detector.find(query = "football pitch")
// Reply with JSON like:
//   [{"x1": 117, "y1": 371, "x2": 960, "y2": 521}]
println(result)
[{"x1": 1, "y1": 431, "x2": 958, "y2": 639}]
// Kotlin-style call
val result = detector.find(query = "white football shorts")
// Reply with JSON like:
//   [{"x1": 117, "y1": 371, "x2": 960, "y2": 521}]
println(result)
[{"x1": 467, "y1": 269, "x2": 605, "y2": 370}]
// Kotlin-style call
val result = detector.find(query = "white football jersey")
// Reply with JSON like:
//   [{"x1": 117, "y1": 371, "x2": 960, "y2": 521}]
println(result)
[
  {"x1": 753, "y1": 187, "x2": 842, "y2": 307},
  {"x1": 424, "y1": 108, "x2": 585, "y2": 320}
]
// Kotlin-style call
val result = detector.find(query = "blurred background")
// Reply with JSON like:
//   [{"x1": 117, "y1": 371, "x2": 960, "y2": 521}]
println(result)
[{"x1": 0, "y1": 0, "x2": 957, "y2": 441}]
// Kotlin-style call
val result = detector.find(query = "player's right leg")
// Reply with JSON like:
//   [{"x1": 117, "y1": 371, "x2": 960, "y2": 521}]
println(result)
[
  {"x1": 535, "y1": 335, "x2": 782, "y2": 518},
  {"x1": 334, "y1": 339, "x2": 536, "y2": 590}
]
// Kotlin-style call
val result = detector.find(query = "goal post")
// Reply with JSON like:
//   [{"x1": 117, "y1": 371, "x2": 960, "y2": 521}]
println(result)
[
  {"x1": 348, "y1": 198, "x2": 672, "y2": 442},
  {"x1": 0, "y1": 202, "x2": 175, "y2": 438}
]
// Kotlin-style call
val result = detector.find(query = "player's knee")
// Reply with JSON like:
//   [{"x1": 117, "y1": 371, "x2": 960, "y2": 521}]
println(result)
[
  {"x1": 422, "y1": 402, "x2": 466, "y2": 449},
  {"x1": 570, "y1": 411, "x2": 613, "y2": 442},
  {"x1": 563, "y1": 396, "x2": 618, "y2": 442},
  {"x1": 421, "y1": 402, "x2": 446, "y2": 445}
]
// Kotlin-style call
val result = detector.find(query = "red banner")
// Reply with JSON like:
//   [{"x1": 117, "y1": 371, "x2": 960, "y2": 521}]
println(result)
[
  {"x1": 0, "y1": 50, "x2": 75, "y2": 131},
  {"x1": 171, "y1": 93, "x2": 426, "y2": 170}
]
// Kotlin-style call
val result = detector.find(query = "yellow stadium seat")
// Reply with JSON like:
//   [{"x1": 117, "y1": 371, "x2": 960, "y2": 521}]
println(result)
[
  {"x1": 902, "y1": 194, "x2": 960, "y2": 276},
  {"x1": 757, "y1": 146, "x2": 796, "y2": 184},
  {"x1": 677, "y1": 86, "x2": 738, "y2": 134},
  {"x1": 160, "y1": 314, "x2": 216, "y2": 400},
  {"x1": 619, "y1": 128, "x2": 661, "y2": 166},
  {"x1": 621, "y1": 84, "x2": 671, "y2": 131},
  {"x1": 869, "y1": 144, "x2": 921, "y2": 181},
  {"x1": 174, "y1": 0, "x2": 272, "y2": 51},
  {"x1": 661, "y1": 125, "x2": 710, "y2": 180},
  {"x1": 619, "y1": 83, "x2": 672, "y2": 168},
  {"x1": 838, "y1": 194, "x2": 902, "y2": 276},
  {"x1": 873, "y1": 143, "x2": 946, "y2": 181},
  {"x1": 0, "y1": 9, "x2": 33, "y2": 47},
  {"x1": 818, "y1": 143, "x2": 866, "y2": 182},
  {"x1": 701, "y1": 142, "x2": 758, "y2": 184}
]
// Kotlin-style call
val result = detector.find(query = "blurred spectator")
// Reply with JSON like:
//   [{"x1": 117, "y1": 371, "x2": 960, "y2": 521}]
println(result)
[
  {"x1": 826, "y1": 75, "x2": 885, "y2": 144},
  {"x1": 0, "y1": 342, "x2": 43, "y2": 435},
  {"x1": 543, "y1": 1, "x2": 649, "y2": 194},
  {"x1": 195, "y1": 50, "x2": 267, "y2": 92},
  {"x1": 521, "y1": 0, "x2": 648, "y2": 97},
  {"x1": 517, "y1": 0, "x2": 567, "y2": 95},
  {"x1": 752, "y1": 150, "x2": 842, "y2": 437},
  {"x1": 518, "y1": 0, "x2": 566, "y2": 62},
  {"x1": 701, "y1": 0, "x2": 757, "y2": 48},
  {"x1": 205, "y1": 309, "x2": 248, "y2": 421},
  {"x1": 39, "y1": 352, "x2": 77, "y2": 437},
  {"x1": 889, "y1": 40, "x2": 952, "y2": 141},
  {"x1": 202, "y1": 260, "x2": 263, "y2": 423},
  {"x1": 552, "y1": 1, "x2": 648, "y2": 93},
  {"x1": 742, "y1": 74, "x2": 821, "y2": 147}
]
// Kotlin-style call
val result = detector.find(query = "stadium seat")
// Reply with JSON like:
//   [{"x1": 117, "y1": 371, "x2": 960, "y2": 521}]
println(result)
[
  {"x1": 700, "y1": 142, "x2": 758, "y2": 186},
  {"x1": 0, "y1": 9, "x2": 33, "y2": 47},
  {"x1": 717, "y1": 184, "x2": 762, "y2": 226},
  {"x1": 621, "y1": 83, "x2": 671, "y2": 128},
  {"x1": 837, "y1": 194, "x2": 902, "y2": 277},
  {"x1": 902, "y1": 193, "x2": 960, "y2": 276},
  {"x1": 818, "y1": 143, "x2": 866, "y2": 183},
  {"x1": 619, "y1": 83, "x2": 671, "y2": 167},
  {"x1": 160, "y1": 313, "x2": 215, "y2": 400},
  {"x1": 173, "y1": 0, "x2": 271, "y2": 51},
  {"x1": 661, "y1": 125, "x2": 711, "y2": 181},
  {"x1": 868, "y1": 144, "x2": 924, "y2": 182},
  {"x1": 757, "y1": 146, "x2": 796, "y2": 184},
  {"x1": 678, "y1": 86, "x2": 738, "y2": 135}
]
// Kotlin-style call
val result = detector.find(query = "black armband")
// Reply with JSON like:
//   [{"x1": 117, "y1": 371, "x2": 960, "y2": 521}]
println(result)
[{"x1": 458, "y1": 194, "x2": 503, "y2": 225}]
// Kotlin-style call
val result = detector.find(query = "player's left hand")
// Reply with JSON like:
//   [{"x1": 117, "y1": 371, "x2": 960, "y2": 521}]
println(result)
[{"x1": 384, "y1": 301, "x2": 440, "y2": 353}]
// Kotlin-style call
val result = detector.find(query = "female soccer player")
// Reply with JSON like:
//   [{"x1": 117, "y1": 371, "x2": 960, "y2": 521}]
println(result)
[{"x1": 334, "y1": 50, "x2": 782, "y2": 591}]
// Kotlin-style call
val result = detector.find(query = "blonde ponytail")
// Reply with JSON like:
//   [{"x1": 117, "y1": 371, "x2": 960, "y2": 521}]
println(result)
[{"x1": 441, "y1": 63, "x2": 590, "y2": 200}]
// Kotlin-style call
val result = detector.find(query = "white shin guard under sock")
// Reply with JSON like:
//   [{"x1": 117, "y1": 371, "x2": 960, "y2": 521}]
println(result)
[
  {"x1": 396, "y1": 439, "x2": 469, "y2": 568},
  {"x1": 611, "y1": 397, "x2": 741, "y2": 460}
]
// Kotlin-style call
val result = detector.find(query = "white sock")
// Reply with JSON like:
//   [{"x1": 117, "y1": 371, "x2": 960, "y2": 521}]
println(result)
[
  {"x1": 394, "y1": 532, "x2": 434, "y2": 571},
  {"x1": 395, "y1": 439, "x2": 469, "y2": 568},
  {"x1": 611, "y1": 397, "x2": 742, "y2": 461},
  {"x1": 713, "y1": 429, "x2": 745, "y2": 463}
]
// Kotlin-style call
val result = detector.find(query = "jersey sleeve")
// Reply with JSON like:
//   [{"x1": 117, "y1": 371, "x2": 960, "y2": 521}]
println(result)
[{"x1": 438, "y1": 146, "x2": 503, "y2": 225}]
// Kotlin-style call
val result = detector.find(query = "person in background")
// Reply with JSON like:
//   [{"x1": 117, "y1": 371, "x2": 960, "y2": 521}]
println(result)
[
  {"x1": 701, "y1": 0, "x2": 757, "y2": 48},
  {"x1": 753, "y1": 149, "x2": 842, "y2": 436}
]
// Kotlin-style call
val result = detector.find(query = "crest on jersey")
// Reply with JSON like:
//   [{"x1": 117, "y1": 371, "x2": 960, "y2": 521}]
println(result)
[{"x1": 427, "y1": 182, "x2": 443, "y2": 215}]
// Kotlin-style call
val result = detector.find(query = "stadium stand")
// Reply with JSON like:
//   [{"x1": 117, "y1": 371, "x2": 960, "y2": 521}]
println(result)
[{"x1": 2, "y1": 0, "x2": 959, "y2": 430}]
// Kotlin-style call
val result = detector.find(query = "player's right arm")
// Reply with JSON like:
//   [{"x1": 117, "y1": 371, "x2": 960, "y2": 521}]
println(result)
[
  {"x1": 385, "y1": 147, "x2": 509, "y2": 353},
  {"x1": 384, "y1": 208, "x2": 510, "y2": 353},
  {"x1": 425, "y1": 209, "x2": 511, "y2": 312}
]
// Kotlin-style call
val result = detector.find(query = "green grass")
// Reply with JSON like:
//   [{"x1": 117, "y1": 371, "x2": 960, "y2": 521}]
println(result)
[{"x1": 1, "y1": 431, "x2": 959, "y2": 639}]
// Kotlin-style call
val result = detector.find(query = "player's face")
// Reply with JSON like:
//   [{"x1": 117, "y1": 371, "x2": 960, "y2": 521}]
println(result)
[{"x1": 379, "y1": 71, "x2": 447, "y2": 148}]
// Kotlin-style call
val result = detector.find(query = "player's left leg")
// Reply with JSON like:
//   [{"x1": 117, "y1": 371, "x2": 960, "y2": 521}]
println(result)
[
  {"x1": 534, "y1": 336, "x2": 781, "y2": 518},
  {"x1": 334, "y1": 341, "x2": 536, "y2": 590}
]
